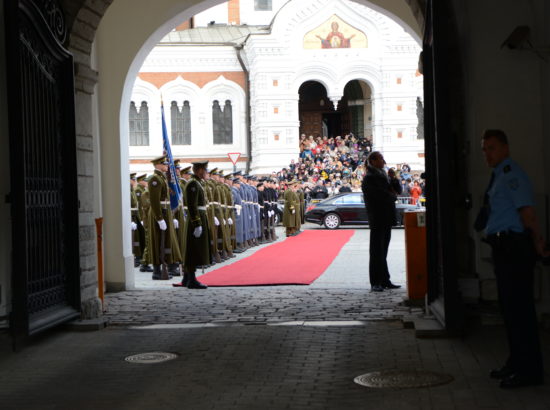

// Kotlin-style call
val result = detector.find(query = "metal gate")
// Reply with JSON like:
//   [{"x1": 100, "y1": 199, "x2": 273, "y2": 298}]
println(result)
[
  {"x1": 422, "y1": 0, "x2": 462, "y2": 331},
  {"x1": 5, "y1": 0, "x2": 80, "y2": 336}
]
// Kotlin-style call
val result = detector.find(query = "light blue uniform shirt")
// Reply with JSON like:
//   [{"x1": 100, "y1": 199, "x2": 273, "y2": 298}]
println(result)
[{"x1": 486, "y1": 157, "x2": 534, "y2": 235}]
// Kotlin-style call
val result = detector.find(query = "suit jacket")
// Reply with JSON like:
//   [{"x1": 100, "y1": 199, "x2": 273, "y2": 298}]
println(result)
[{"x1": 361, "y1": 166, "x2": 397, "y2": 227}]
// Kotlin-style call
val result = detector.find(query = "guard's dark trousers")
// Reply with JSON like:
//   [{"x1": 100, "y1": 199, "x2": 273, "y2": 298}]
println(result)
[
  {"x1": 369, "y1": 224, "x2": 391, "y2": 286},
  {"x1": 490, "y1": 233, "x2": 543, "y2": 378}
]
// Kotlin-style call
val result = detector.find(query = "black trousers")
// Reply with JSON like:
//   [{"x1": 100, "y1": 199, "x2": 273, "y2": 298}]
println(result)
[
  {"x1": 490, "y1": 233, "x2": 543, "y2": 377},
  {"x1": 369, "y1": 224, "x2": 392, "y2": 286}
]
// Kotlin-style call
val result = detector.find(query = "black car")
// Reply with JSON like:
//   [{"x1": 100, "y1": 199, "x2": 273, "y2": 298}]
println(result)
[{"x1": 304, "y1": 192, "x2": 420, "y2": 229}]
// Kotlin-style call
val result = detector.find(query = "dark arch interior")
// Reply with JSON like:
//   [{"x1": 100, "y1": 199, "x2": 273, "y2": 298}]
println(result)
[{"x1": 298, "y1": 80, "x2": 370, "y2": 139}]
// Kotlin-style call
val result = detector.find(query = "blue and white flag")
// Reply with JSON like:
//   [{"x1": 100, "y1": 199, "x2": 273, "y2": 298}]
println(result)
[{"x1": 161, "y1": 103, "x2": 182, "y2": 211}]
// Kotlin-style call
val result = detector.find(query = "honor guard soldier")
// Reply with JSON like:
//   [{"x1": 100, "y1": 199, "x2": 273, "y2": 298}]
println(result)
[
  {"x1": 297, "y1": 181, "x2": 305, "y2": 234},
  {"x1": 237, "y1": 172, "x2": 252, "y2": 248},
  {"x1": 135, "y1": 174, "x2": 153, "y2": 272},
  {"x1": 174, "y1": 161, "x2": 210, "y2": 289},
  {"x1": 130, "y1": 173, "x2": 142, "y2": 267},
  {"x1": 231, "y1": 177, "x2": 245, "y2": 252},
  {"x1": 216, "y1": 171, "x2": 235, "y2": 258},
  {"x1": 223, "y1": 173, "x2": 238, "y2": 252},
  {"x1": 257, "y1": 180, "x2": 268, "y2": 243},
  {"x1": 147, "y1": 156, "x2": 182, "y2": 280},
  {"x1": 206, "y1": 168, "x2": 222, "y2": 263},
  {"x1": 170, "y1": 160, "x2": 185, "y2": 276},
  {"x1": 283, "y1": 181, "x2": 299, "y2": 236},
  {"x1": 476, "y1": 129, "x2": 549, "y2": 389}
]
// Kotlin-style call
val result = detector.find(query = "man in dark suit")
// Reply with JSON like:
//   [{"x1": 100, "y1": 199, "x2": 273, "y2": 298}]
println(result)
[{"x1": 361, "y1": 151, "x2": 401, "y2": 292}]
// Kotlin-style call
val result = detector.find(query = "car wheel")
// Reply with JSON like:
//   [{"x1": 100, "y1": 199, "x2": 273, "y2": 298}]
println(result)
[{"x1": 323, "y1": 213, "x2": 341, "y2": 229}]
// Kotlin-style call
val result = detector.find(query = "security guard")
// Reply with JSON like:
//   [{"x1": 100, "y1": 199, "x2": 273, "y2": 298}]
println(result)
[
  {"x1": 476, "y1": 129, "x2": 547, "y2": 389},
  {"x1": 174, "y1": 160, "x2": 210, "y2": 289}
]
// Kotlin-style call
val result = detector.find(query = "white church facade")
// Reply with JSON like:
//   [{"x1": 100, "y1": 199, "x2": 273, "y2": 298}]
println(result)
[{"x1": 128, "y1": 0, "x2": 424, "y2": 175}]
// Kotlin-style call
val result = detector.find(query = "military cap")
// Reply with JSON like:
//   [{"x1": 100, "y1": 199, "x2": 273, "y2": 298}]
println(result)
[
  {"x1": 233, "y1": 171, "x2": 243, "y2": 176},
  {"x1": 137, "y1": 174, "x2": 147, "y2": 182},
  {"x1": 218, "y1": 170, "x2": 225, "y2": 177},
  {"x1": 191, "y1": 160, "x2": 209, "y2": 169},
  {"x1": 232, "y1": 178, "x2": 241, "y2": 183},
  {"x1": 181, "y1": 166, "x2": 192, "y2": 174},
  {"x1": 173, "y1": 159, "x2": 181, "y2": 168},
  {"x1": 130, "y1": 173, "x2": 137, "y2": 180},
  {"x1": 224, "y1": 173, "x2": 233, "y2": 180},
  {"x1": 209, "y1": 167, "x2": 219, "y2": 175},
  {"x1": 151, "y1": 155, "x2": 168, "y2": 165},
  {"x1": 257, "y1": 183, "x2": 264, "y2": 188},
  {"x1": 250, "y1": 176, "x2": 257, "y2": 181}
]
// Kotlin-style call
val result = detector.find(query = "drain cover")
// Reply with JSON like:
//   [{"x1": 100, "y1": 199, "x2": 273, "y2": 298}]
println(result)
[
  {"x1": 354, "y1": 370, "x2": 453, "y2": 389},
  {"x1": 124, "y1": 352, "x2": 178, "y2": 364}
]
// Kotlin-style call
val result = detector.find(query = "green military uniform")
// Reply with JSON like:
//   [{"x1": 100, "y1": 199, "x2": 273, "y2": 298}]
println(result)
[
  {"x1": 221, "y1": 173, "x2": 236, "y2": 255},
  {"x1": 147, "y1": 167, "x2": 182, "y2": 278},
  {"x1": 183, "y1": 173, "x2": 211, "y2": 276},
  {"x1": 130, "y1": 181, "x2": 142, "y2": 261},
  {"x1": 203, "y1": 170, "x2": 219, "y2": 264},
  {"x1": 283, "y1": 183, "x2": 299, "y2": 236},
  {"x1": 135, "y1": 174, "x2": 152, "y2": 271},
  {"x1": 138, "y1": 182, "x2": 151, "y2": 265}
]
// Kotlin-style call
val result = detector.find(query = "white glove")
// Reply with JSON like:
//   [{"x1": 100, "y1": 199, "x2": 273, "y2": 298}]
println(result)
[
  {"x1": 131, "y1": 222, "x2": 137, "y2": 231},
  {"x1": 228, "y1": 218, "x2": 233, "y2": 225},
  {"x1": 236, "y1": 208, "x2": 241, "y2": 216},
  {"x1": 292, "y1": 210, "x2": 296, "y2": 214},
  {"x1": 222, "y1": 219, "x2": 226, "y2": 225},
  {"x1": 141, "y1": 221, "x2": 145, "y2": 226},
  {"x1": 193, "y1": 226, "x2": 203, "y2": 238},
  {"x1": 173, "y1": 219, "x2": 179, "y2": 229},
  {"x1": 157, "y1": 220, "x2": 167, "y2": 231},
  {"x1": 214, "y1": 216, "x2": 220, "y2": 226},
  {"x1": 269, "y1": 211, "x2": 274, "y2": 217}
]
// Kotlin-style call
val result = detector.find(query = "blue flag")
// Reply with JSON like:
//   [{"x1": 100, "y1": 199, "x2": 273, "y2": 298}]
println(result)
[{"x1": 161, "y1": 103, "x2": 182, "y2": 211}]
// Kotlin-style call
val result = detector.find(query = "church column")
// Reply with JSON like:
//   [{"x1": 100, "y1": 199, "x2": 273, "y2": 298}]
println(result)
[{"x1": 371, "y1": 92, "x2": 384, "y2": 152}]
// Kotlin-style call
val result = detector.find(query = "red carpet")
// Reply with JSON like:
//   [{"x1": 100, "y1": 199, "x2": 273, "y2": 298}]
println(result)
[{"x1": 199, "y1": 230, "x2": 355, "y2": 286}]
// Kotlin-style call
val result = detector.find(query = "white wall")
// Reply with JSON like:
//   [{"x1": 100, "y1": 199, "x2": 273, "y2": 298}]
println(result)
[
  {"x1": 194, "y1": 2, "x2": 229, "y2": 26},
  {"x1": 0, "y1": 1, "x2": 12, "y2": 326}
]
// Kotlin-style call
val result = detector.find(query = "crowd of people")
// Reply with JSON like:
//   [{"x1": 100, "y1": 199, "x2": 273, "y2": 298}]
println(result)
[{"x1": 272, "y1": 133, "x2": 426, "y2": 204}]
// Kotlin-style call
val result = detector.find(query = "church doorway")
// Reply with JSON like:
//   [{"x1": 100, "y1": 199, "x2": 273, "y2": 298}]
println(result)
[{"x1": 298, "y1": 79, "x2": 372, "y2": 140}]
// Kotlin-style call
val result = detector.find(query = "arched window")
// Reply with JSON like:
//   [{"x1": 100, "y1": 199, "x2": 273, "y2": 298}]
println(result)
[
  {"x1": 212, "y1": 100, "x2": 233, "y2": 145},
  {"x1": 129, "y1": 101, "x2": 149, "y2": 146},
  {"x1": 171, "y1": 100, "x2": 191, "y2": 145}
]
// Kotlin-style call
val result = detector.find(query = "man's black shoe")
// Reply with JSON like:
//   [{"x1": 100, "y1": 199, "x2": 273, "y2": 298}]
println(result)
[
  {"x1": 490, "y1": 365, "x2": 514, "y2": 380},
  {"x1": 382, "y1": 282, "x2": 401, "y2": 289},
  {"x1": 500, "y1": 373, "x2": 543, "y2": 389},
  {"x1": 187, "y1": 279, "x2": 208, "y2": 289},
  {"x1": 139, "y1": 265, "x2": 154, "y2": 272},
  {"x1": 371, "y1": 285, "x2": 384, "y2": 292}
]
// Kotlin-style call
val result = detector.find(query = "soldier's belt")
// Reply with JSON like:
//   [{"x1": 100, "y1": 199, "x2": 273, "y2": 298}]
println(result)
[
  {"x1": 161, "y1": 201, "x2": 171, "y2": 205},
  {"x1": 130, "y1": 207, "x2": 138, "y2": 211},
  {"x1": 211, "y1": 201, "x2": 220, "y2": 205},
  {"x1": 197, "y1": 206, "x2": 207, "y2": 211}
]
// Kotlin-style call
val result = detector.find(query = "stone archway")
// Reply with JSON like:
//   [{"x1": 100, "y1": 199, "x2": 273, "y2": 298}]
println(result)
[{"x1": 63, "y1": 0, "x2": 426, "y2": 316}]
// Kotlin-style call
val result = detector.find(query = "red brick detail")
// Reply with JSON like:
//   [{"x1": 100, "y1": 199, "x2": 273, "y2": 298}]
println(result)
[
  {"x1": 130, "y1": 157, "x2": 247, "y2": 165},
  {"x1": 228, "y1": 0, "x2": 240, "y2": 25},
  {"x1": 138, "y1": 72, "x2": 246, "y2": 90},
  {"x1": 418, "y1": 153, "x2": 425, "y2": 158}
]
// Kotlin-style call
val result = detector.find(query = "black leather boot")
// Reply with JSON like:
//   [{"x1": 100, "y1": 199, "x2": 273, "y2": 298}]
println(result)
[
  {"x1": 187, "y1": 270, "x2": 207, "y2": 289},
  {"x1": 139, "y1": 264, "x2": 153, "y2": 272},
  {"x1": 168, "y1": 263, "x2": 181, "y2": 277},
  {"x1": 152, "y1": 265, "x2": 162, "y2": 280}
]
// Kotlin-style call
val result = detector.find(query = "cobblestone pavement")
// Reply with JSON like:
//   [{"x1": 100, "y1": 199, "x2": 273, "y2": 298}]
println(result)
[
  {"x1": 1, "y1": 323, "x2": 549, "y2": 409},
  {"x1": 111, "y1": 226, "x2": 410, "y2": 326}
]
